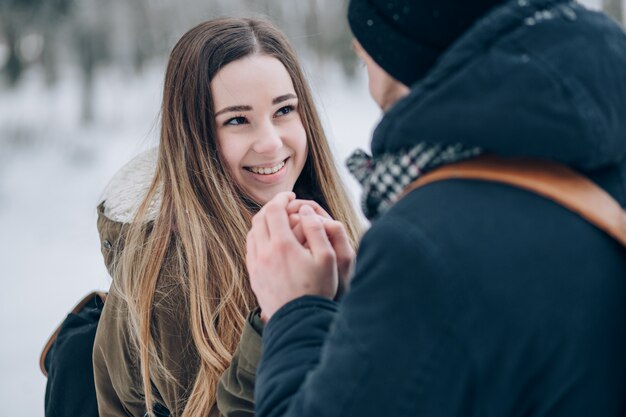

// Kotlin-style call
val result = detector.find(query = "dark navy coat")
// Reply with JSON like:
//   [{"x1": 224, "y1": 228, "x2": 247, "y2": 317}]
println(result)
[{"x1": 256, "y1": 1, "x2": 626, "y2": 415}]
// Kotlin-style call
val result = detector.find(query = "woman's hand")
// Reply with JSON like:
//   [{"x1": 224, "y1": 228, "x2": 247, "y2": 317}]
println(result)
[{"x1": 247, "y1": 193, "x2": 338, "y2": 322}]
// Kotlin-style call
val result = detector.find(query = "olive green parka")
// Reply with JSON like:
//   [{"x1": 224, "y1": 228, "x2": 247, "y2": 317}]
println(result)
[{"x1": 92, "y1": 149, "x2": 261, "y2": 417}]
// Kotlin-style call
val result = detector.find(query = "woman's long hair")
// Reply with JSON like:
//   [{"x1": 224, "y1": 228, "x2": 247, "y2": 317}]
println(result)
[{"x1": 117, "y1": 17, "x2": 362, "y2": 417}]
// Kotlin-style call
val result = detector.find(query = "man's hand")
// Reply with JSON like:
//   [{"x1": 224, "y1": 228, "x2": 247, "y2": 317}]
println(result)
[
  {"x1": 287, "y1": 200, "x2": 355, "y2": 298},
  {"x1": 247, "y1": 193, "x2": 338, "y2": 322}
]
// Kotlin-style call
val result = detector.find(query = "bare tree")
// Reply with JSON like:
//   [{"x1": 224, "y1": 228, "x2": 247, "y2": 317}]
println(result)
[
  {"x1": 128, "y1": 0, "x2": 154, "y2": 73},
  {"x1": 0, "y1": 0, "x2": 73, "y2": 86}
]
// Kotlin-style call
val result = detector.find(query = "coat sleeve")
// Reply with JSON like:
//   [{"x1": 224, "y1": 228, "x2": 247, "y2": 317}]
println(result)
[
  {"x1": 96, "y1": 204, "x2": 207, "y2": 417},
  {"x1": 149, "y1": 273, "x2": 202, "y2": 417},
  {"x1": 94, "y1": 205, "x2": 146, "y2": 417},
  {"x1": 93, "y1": 287, "x2": 148, "y2": 417},
  {"x1": 254, "y1": 216, "x2": 474, "y2": 417},
  {"x1": 216, "y1": 309, "x2": 264, "y2": 417},
  {"x1": 94, "y1": 262, "x2": 206, "y2": 417},
  {"x1": 93, "y1": 278, "x2": 205, "y2": 417}
]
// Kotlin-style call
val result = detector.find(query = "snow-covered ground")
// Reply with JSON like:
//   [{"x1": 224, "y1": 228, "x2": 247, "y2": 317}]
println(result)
[{"x1": 0, "y1": 59, "x2": 379, "y2": 415}]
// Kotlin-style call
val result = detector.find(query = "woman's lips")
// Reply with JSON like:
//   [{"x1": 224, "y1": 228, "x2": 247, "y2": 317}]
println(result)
[
  {"x1": 245, "y1": 159, "x2": 286, "y2": 175},
  {"x1": 244, "y1": 158, "x2": 289, "y2": 184}
]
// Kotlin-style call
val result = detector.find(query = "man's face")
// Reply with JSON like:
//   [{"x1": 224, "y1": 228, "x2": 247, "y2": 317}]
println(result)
[{"x1": 353, "y1": 40, "x2": 410, "y2": 112}]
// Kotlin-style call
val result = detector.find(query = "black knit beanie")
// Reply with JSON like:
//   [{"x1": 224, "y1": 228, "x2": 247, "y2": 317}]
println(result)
[{"x1": 348, "y1": 0, "x2": 506, "y2": 86}]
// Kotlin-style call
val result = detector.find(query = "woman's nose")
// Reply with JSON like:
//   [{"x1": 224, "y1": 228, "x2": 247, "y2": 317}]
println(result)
[{"x1": 252, "y1": 122, "x2": 282, "y2": 154}]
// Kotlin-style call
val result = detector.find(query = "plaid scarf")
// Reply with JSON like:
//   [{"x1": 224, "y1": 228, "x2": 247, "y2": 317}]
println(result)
[{"x1": 346, "y1": 143, "x2": 482, "y2": 220}]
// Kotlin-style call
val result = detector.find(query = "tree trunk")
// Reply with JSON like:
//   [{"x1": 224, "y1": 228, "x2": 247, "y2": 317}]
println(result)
[
  {"x1": 130, "y1": 0, "x2": 152, "y2": 73},
  {"x1": 1, "y1": 16, "x2": 24, "y2": 86},
  {"x1": 41, "y1": 27, "x2": 59, "y2": 87},
  {"x1": 604, "y1": 0, "x2": 624, "y2": 25},
  {"x1": 78, "y1": 30, "x2": 96, "y2": 124}
]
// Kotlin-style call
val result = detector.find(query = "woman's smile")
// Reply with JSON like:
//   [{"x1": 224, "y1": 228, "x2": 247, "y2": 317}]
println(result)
[
  {"x1": 244, "y1": 157, "x2": 290, "y2": 184},
  {"x1": 245, "y1": 157, "x2": 288, "y2": 175}
]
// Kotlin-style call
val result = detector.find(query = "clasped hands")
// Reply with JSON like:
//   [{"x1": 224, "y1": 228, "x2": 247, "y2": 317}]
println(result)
[{"x1": 247, "y1": 192, "x2": 355, "y2": 323}]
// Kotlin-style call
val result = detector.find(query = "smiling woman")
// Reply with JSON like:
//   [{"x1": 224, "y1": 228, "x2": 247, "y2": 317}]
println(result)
[
  {"x1": 212, "y1": 55, "x2": 307, "y2": 204},
  {"x1": 91, "y1": 17, "x2": 362, "y2": 417}
]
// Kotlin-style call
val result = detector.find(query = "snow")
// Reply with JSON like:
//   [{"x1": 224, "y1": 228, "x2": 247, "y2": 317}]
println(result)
[{"x1": 0, "y1": 61, "x2": 379, "y2": 416}]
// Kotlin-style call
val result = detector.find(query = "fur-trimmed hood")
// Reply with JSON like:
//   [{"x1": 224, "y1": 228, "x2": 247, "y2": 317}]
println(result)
[
  {"x1": 97, "y1": 148, "x2": 161, "y2": 276},
  {"x1": 100, "y1": 148, "x2": 161, "y2": 224}
]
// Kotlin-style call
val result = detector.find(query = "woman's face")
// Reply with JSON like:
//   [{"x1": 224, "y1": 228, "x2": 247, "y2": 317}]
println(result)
[{"x1": 211, "y1": 54, "x2": 308, "y2": 205}]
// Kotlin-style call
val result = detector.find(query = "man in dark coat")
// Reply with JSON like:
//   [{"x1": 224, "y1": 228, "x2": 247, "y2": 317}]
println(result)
[{"x1": 245, "y1": 0, "x2": 626, "y2": 415}]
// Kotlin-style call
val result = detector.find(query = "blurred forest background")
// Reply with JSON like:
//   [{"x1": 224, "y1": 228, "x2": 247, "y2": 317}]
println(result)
[
  {"x1": 1, "y1": 0, "x2": 621, "y2": 124},
  {"x1": 0, "y1": 0, "x2": 359, "y2": 124},
  {"x1": 0, "y1": 0, "x2": 620, "y2": 415}
]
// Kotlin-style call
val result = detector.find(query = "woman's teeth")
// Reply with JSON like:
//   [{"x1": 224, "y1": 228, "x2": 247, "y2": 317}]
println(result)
[{"x1": 248, "y1": 160, "x2": 286, "y2": 175}]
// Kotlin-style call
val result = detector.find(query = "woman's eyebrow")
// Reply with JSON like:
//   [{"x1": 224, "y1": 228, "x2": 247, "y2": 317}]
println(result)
[
  {"x1": 215, "y1": 105, "x2": 252, "y2": 117},
  {"x1": 273, "y1": 93, "x2": 297, "y2": 104}
]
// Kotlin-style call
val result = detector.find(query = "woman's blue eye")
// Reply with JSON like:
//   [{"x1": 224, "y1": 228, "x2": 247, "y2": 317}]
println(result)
[
  {"x1": 275, "y1": 105, "x2": 295, "y2": 117},
  {"x1": 225, "y1": 116, "x2": 247, "y2": 126}
]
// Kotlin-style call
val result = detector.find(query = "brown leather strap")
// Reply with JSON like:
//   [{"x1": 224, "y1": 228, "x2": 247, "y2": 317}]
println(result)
[
  {"x1": 39, "y1": 291, "x2": 107, "y2": 377},
  {"x1": 403, "y1": 155, "x2": 626, "y2": 248}
]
